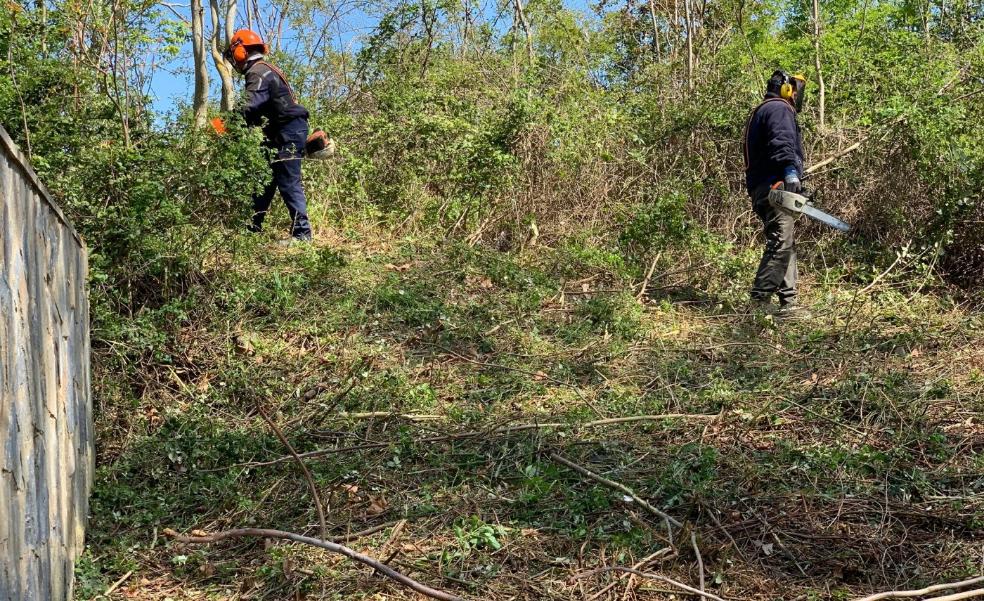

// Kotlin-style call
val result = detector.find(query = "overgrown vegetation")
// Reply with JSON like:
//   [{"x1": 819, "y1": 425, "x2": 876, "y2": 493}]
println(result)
[{"x1": 1, "y1": 0, "x2": 982, "y2": 598}]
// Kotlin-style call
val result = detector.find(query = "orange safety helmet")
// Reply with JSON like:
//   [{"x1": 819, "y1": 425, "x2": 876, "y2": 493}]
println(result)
[{"x1": 224, "y1": 29, "x2": 268, "y2": 68}]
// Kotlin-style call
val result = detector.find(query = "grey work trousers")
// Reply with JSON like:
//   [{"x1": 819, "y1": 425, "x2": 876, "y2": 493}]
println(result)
[{"x1": 750, "y1": 184, "x2": 797, "y2": 305}]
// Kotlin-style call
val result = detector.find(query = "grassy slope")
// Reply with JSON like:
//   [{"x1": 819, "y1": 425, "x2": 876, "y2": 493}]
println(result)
[{"x1": 77, "y1": 215, "x2": 984, "y2": 600}]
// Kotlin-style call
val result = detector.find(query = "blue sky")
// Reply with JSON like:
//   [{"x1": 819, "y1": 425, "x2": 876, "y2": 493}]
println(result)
[{"x1": 150, "y1": 0, "x2": 596, "y2": 115}]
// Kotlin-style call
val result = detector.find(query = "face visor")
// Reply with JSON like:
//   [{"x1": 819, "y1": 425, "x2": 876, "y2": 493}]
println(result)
[{"x1": 791, "y1": 75, "x2": 807, "y2": 112}]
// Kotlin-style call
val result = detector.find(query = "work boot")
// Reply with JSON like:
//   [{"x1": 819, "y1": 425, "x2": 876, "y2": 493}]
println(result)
[
  {"x1": 276, "y1": 236, "x2": 312, "y2": 248},
  {"x1": 777, "y1": 303, "x2": 812, "y2": 320},
  {"x1": 748, "y1": 297, "x2": 775, "y2": 315}
]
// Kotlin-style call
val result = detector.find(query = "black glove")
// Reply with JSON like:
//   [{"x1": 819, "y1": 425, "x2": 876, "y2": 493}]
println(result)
[
  {"x1": 783, "y1": 165, "x2": 802, "y2": 193},
  {"x1": 783, "y1": 173, "x2": 802, "y2": 194}
]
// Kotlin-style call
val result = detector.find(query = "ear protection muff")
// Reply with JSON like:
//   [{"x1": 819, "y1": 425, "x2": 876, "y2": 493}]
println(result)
[
  {"x1": 222, "y1": 41, "x2": 242, "y2": 65},
  {"x1": 776, "y1": 71, "x2": 807, "y2": 110},
  {"x1": 232, "y1": 41, "x2": 249, "y2": 64},
  {"x1": 780, "y1": 80, "x2": 793, "y2": 100},
  {"x1": 224, "y1": 32, "x2": 269, "y2": 67}
]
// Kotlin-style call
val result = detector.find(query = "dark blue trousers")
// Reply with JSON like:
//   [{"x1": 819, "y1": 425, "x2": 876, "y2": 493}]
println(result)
[{"x1": 252, "y1": 118, "x2": 312, "y2": 239}]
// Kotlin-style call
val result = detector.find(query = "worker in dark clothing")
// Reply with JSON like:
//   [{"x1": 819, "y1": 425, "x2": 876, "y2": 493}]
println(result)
[
  {"x1": 224, "y1": 29, "x2": 312, "y2": 241},
  {"x1": 742, "y1": 70, "x2": 808, "y2": 317}
]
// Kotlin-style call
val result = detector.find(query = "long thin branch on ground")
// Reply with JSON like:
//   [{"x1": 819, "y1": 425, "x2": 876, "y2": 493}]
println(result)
[
  {"x1": 549, "y1": 452, "x2": 683, "y2": 528},
  {"x1": 585, "y1": 547, "x2": 671, "y2": 601},
  {"x1": 583, "y1": 414, "x2": 717, "y2": 427},
  {"x1": 257, "y1": 406, "x2": 328, "y2": 542},
  {"x1": 574, "y1": 567, "x2": 727, "y2": 601},
  {"x1": 636, "y1": 252, "x2": 663, "y2": 301},
  {"x1": 336, "y1": 412, "x2": 445, "y2": 421},
  {"x1": 853, "y1": 577, "x2": 984, "y2": 601},
  {"x1": 97, "y1": 570, "x2": 133, "y2": 599},
  {"x1": 925, "y1": 589, "x2": 984, "y2": 601},
  {"x1": 163, "y1": 528, "x2": 464, "y2": 601},
  {"x1": 329, "y1": 522, "x2": 395, "y2": 543},
  {"x1": 238, "y1": 414, "x2": 716, "y2": 469},
  {"x1": 426, "y1": 343, "x2": 603, "y2": 416},
  {"x1": 691, "y1": 530, "x2": 705, "y2": 592}
]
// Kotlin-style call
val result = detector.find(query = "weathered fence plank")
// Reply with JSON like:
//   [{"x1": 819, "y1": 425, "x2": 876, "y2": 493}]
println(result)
[{"x1": 0, "y1": 126, "x2": 92, "y2": 601}]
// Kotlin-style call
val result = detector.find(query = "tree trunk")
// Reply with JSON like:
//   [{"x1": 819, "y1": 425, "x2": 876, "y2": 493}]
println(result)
[
  {"x1": 648, "y1": 0, "x2": 661, "y2": 62},
  {"x1": 684, "y1": 0, "x2": 694, "y2": 90},
  {"x1": 38, "y1": 0, "x2": 48, "y2": 55},
  {"x1": 512, "y1": 0, "x2": 534, "y2": 65},
  {"x1": 191, "y1": 0, "x2": 210, "y2": 127},
  {"x1": 811, "y1": 0, "x2": 826, "y2": 127},
  {"x1": 209, "y1": 0, "x2": 237, "y2": 112},
  {"x1": 225, "y1": 0, "x2": 237, "y2": 43}
]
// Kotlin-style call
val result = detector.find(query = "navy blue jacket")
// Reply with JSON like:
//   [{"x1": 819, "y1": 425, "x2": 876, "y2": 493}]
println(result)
[
  {"x1": 743, "y1": 94, "x2": 804, "y2": 194},
  {"x1": 241, "y1": 59, "x2": 309, "y2": 141}
]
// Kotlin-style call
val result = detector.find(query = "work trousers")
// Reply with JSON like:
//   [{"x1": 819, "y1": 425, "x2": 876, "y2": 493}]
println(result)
[
  {"x1": 750, "y1": 183, "x2": 797, "y2": 305},
  {"x1": 252, "y1": 118, "x2": 312, "y2": 239}
]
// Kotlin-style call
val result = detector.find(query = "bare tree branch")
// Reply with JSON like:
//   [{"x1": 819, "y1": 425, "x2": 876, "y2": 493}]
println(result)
[
  {"x1": 549, "y1": 452, "x2": 683, "y2": 528},
  {"x1": 163, "y1": 527, "x2": 464, "y2": 601},
  {"x1": 574, "y1": 566, "x2": 727, "y2": 601},
  {"x1": 853, "y1": 577, "x2": 984, "y2": 601},
  {"x1": 257, "y1": 405, "x2": 328, "y2": 542}
]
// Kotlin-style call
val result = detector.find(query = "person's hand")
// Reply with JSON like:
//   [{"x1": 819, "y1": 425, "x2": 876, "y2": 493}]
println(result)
[{"x1": 783, "y1": 167, "x2": 801, "y2": 193}]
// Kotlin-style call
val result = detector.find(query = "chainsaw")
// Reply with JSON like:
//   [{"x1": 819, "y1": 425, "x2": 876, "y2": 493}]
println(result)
[{"x1": 768, "y1": 182, "x2": 851, "y2": 233}]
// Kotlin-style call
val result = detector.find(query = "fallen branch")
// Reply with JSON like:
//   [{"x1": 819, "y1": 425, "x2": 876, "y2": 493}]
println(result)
[
  {"x1": 583, "y1": 414, "x2": 716, "y2": 427},
  {"x1": 337, "y1": 412, "x2": 444, "y2": 421},
  {"x1": 636, "y1": 252, "x2": 663, "y2": 301},
  {"x1": 853, "y1": 576, "x2": 984, "y2": 601},
  {"x1": 575, "y1": 566, "x2": 727, "y2": 601},
  {"x1": 238, "y1": 414, "x2": 717, "y2": 469},
  {"x1": 329, "y1": 521, "x2": 395, "y2": 543},
  {"x1": 926, "y1": 589, "x2": 984, "y2": 601},
  {"x1": 257, "y1": 406, "x2": 328, "y2": 542},
  {"x1": 549, "y1": 452, "x2": 682, "y2": 528},
  {"x1": 583, "y1": 548, "x2": 671, "y2": 601},
  {"x1": 691, "y1": 530, "x2": 705, "y2": 593},
  {"x1": 426, "y1": 343, "x2": 604, "y2": 416},
  {"x1": 805, "y1": 141, "x2": 861, "y2": 174},
  {"x1": 96, "y1": 570, "x2": 133, "y2": 599},
  {"x1": 805, "y1": 114, "x2": 907, "y2": 175},
  {"x1": 163, "y1": 528, "x2": 464, "y2": 601}
]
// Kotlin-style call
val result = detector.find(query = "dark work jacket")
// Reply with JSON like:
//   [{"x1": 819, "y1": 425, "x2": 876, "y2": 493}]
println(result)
[
  {"x1": 241, "y1": 59, "x2": 310, "y2": 142},
  {"x1": 743, "y1": 93, "x2": 804, "y2": 195}
]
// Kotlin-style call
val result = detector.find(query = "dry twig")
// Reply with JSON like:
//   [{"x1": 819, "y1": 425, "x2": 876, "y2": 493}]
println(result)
[
  {"x1": 240, "y1": 414, "x2": 716, "y2": 469},
  {"x1": 691, "y1": 530, "x2": 705, "y2": 593},
  {"x1": 636, "y1": 252, "x2": 663, "y2": 301},
  {"x1": 426, "y1": 343, "x2": 604, "y2": 416},
  {"x1": 926, "y1": 589, "x2": 984, "y2": 601},
  {"x1": 549, "y1": 452, "x2": 682, "y2": 528},
  {"x1": 96, "y1": 570, "x2": 133, "y2": 599},
  {"x1": 575, "y1": 566, "x2": 727, "y2": 601},
  {"x1": 853, "y1": 576, "x2": 984, "y2": 601},
  {"x1": 329, "y1": 521, "x2": 395, "y2": 543},
  {"x1": 257, "y1": 406, "x2": 328, "y2": 541},
  {"x1": 163, "y1": 527, "x2": 464, "y2": 601},
  {"x1": 336, "y1": 411, "x2": 444, "y2": 421}
]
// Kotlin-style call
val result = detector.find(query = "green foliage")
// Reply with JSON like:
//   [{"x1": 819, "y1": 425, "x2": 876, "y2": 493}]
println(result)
[{"x1": 451, "y1": 515, "x2": 510, "y2": 553}]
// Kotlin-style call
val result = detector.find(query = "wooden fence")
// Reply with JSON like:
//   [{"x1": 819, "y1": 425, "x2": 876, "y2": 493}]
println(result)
[{"x1": 0, "y1": 126, "x2": 93, "y2": 600}]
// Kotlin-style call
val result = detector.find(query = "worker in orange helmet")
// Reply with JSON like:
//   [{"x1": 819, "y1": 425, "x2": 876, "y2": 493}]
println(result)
[{"x1": 224, "y1": 29, "x2": 312, "y2": 241}]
